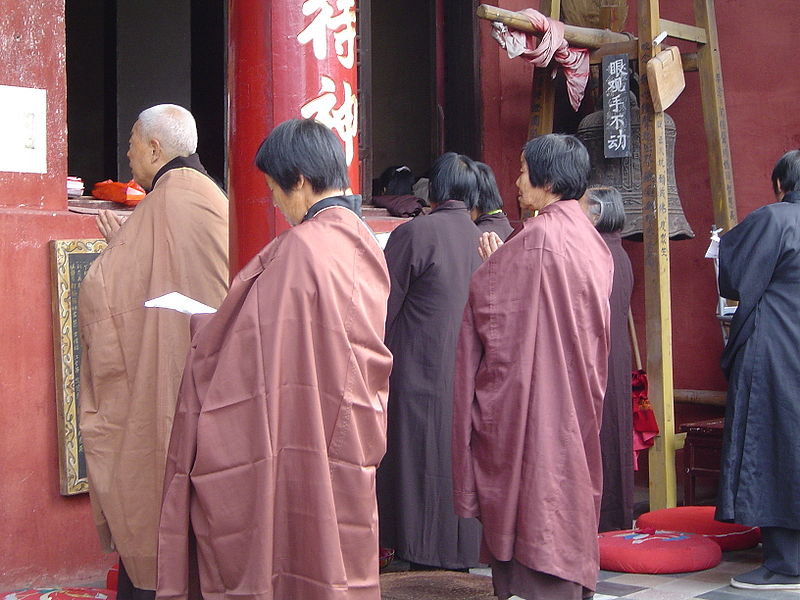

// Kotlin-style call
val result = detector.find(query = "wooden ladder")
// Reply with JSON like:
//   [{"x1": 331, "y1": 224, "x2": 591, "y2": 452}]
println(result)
[{"x1": 479, "y1": 0, "x2": 737, "y2": 510}]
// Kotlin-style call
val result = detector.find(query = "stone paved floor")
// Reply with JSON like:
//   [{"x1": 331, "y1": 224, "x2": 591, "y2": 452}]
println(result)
[
  {"x1": 9, "y1": 546, "x2": 797, "y2": 599},
  {"x1": 466, "y1": 546, "x2": 800, "y2": 599},
  {"x1": 382, "y1": 544, "x2": 800, "y2": 599}
]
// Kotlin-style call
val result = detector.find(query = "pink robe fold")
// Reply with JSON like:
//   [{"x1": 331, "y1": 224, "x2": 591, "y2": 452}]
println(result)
[
  {"x1": 157, "y1": 206, "x2": 393, "y2": 600},
  {"x1": 452, "y1": 199, "x2": 612, "y2": 592}
]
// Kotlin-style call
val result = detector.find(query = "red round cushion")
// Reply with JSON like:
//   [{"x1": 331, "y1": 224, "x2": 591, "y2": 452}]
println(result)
[
  {"x1": 636, "y1": 506, "x2": 761, "y2": 551},
  {"x1": 2, "y1": 590, "x2": 116, "y2": 600},
  {"x1": 599, "y1": 529, "x2": 722, "y2": 573}
]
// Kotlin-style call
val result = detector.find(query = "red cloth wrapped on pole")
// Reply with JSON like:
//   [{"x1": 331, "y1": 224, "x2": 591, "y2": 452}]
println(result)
[
  {"x1": 632, "y1": 368, "x2": 659, "y2": 468},
  {"x1": 489, "y1": 8, "x2": 589, "y2": 110}
]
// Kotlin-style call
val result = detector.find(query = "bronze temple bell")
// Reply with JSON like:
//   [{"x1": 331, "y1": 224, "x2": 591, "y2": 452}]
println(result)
[{"x1": 576, "y1": 102, "x2": 694, "y2": 240}]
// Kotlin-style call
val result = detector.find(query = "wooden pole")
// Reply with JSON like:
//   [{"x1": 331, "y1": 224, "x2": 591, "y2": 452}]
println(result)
[
  {"x1": 476, "y1": 4, "x2": 630, "y2": 48},
  {"x1": 527, "y1": 0, "x2": 562, "y2": 141},
  {"x1": 694, "y1": 0, "x2": 737, "y2": 231},
  {"x1": 476, "y1": 4, "x2": 703, "y2": 72},
  {"x1": 674, "y1": 389, "x2": 727, "y2": 406},
  {"x1": 638, "y1": 0, "x2": 677, "y2": 511}
]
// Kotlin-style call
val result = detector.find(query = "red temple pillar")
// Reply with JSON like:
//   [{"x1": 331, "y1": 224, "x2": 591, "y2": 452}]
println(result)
[{"x1": 227, "y1": 0, "x2": 360, "y2": 274}]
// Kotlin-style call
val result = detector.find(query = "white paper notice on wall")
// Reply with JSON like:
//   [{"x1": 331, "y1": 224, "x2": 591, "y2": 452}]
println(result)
[{"x1": 0, "y1": 85, "x2": 47, "y2": 174}]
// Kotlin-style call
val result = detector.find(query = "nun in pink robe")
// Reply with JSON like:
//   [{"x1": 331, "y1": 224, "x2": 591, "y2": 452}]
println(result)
[
  {"x1": 157, "y1": 119, "x2": 393, "y2": 600},
  {"x1": 452, "y1": 134, "x2": 613, "y2": 600}
]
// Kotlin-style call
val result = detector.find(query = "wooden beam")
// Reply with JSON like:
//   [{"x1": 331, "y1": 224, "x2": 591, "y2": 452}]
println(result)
[
  {"x1": 526, "y1": 0, "x2": 561, "y2": 141},
  {"x1": 639, "y1": 0, "x2": 678, "y2": 512},
  {"x1": 528, "y1": 67, "x2": 557, "y2": 139},
  {"x1": 674, "y1": 389, "x2": 727, "y2": 406},
  {"x1": 477, "y1": 6, "x2": 702, "y2": 72},
  {"x1": 695, "y1": 0, "x2": 737, "y2": 231},
  {"x1": 520, "y1": 0, "x2": 561, "y2": 220},
  {"x1": 476, "y1": 3, "x2": 629, "y2": 49},
  {"x1": 587, "y1": 46, "x2": 699, "y2": 72},
  {"x1": 599, "y1": 0, "x2": 629, "y2": 31},
  {"x1": 589, "y1": 39, "x2": 639, "y2": 64},
  {"x1": 545, "y1": 0, "x2": 561, "y2": 17},
  {"x1": 659, "y1": 18, "x2": 707, "y2": 43}
]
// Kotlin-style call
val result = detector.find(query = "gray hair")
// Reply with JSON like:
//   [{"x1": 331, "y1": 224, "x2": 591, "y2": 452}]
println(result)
[
  {"x1": 137, "y1": 104, "x2": 197, "y2": 158},
  {"x1": 586, "y1": 186, "x2": 626, "y2": 233}
]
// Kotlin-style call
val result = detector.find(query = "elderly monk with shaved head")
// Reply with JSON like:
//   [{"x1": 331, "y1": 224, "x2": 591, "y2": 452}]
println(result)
[{"x1": 79, "y1": 104, "x2": 229, "y2": 600}]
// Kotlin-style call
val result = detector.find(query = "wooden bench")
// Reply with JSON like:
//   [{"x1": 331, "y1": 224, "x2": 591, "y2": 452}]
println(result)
[{"x1": 679, "y1": 418, "x2": 724, "y2": 506}]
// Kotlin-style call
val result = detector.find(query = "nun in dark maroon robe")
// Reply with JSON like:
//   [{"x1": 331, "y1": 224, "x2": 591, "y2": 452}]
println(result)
[
  {"x1": 473, "y1": 161, "x2": 514, "y2": 240},
  {"x1": 454, "y1": 135, "x2": 612, "y2": 599},
  {"x1": 584, "y1": 186, "x2": 634, "y2": 532},
  {"x1": 377, "y1": 152, "x2": 483, "y2": 570}
]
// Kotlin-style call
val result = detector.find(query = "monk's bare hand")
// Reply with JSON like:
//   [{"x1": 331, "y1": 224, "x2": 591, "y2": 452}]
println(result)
[
  {"x1": 96, "y1": 209, "x2": 123, "y2": 241},
  {"x1": 478, "y1": 231, "x2": 504, "y2": 261}
]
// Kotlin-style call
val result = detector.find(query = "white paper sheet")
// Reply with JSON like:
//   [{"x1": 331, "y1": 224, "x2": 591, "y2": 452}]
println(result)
[
  {"x1": 144, "y1": 292, "x2": 217, "y2": 315},
  {"x1": 374, "y1": 231, "x2": 391, "y2": 250},
  {"x1": 0, "y1": 85, "x2": 47, "y2": 174},
  {"x1": 705, "y1": 227, "x2": 723, "y2": 259}
]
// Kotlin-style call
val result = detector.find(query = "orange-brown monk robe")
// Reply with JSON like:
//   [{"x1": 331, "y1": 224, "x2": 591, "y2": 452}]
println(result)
[
  {"x1": 157, "y1": 203, "x2": 393, "y2": 600},
  {"x1": 452, "y1": 199, "x2": 613, "y2": 594},
  {"x1": 79, "y1": 164, "x2": 229, "y2": 589}
]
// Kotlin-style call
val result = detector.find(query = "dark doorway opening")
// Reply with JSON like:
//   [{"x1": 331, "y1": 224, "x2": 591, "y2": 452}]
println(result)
[
  {"x1": 65, "y1": 0, "x2": 226, "y2": 190},
  {"x1": 364, "y1": 0, "x2": 481, "y2": 201}
]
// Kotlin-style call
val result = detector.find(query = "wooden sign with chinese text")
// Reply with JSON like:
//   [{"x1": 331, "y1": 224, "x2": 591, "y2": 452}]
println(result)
[{"x1": 603, "y1": 53, "x2": 632, "y2": 158}]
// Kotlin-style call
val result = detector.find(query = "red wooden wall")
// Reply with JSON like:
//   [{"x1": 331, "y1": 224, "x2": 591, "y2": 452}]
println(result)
[{"x1": 0, "y1": 0, "x2": 114, "y2": 590}]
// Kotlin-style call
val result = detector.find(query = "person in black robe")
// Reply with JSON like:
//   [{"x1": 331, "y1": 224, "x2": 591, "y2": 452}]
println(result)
[
  {"x1": 377, "y1": 152, "x2": 483, "y2": 570},
  {"x1": 473, "y1": 161, "x2": 514, "y2": 240},
  {"x1": 372, "y1": 165, "x2": 427, "y2": 217},
  {"x1": 583, "y1": 186, "x2": 634, "y2": 532},
  {"x1": 717, "y1": 150, "x2": 800, "y2": 591}
]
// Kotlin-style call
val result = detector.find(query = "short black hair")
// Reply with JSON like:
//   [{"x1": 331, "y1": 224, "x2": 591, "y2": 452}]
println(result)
[
  {"x1": 378, "y1": 165, "x2": 414, "y2": 195},
  {"x1": 587, "y1": 186, "x2": 626, "y2": 233},
  {"x1": 522, "y1": 134, "x2": 590, "y2": 201},
  {"x1": 429, "y1": 152, "x2": 481, "y2": 208},
  {"x1": 475, "y1": 162, "x2": 504, "y2": 213},
  {"x1": 254, "y1": 119, "x2": 349, "y2": 193},
  {"x1": 772, "y1": 149, "x2": 800, "y2": 195}
]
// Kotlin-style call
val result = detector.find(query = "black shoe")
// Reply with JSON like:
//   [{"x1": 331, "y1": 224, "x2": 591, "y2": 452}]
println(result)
[{"x1": 731, "y1": 565, "x2": 800, "y2": 590}]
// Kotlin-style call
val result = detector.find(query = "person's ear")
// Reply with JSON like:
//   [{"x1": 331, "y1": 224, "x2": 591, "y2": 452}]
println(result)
[
  {"x1": 293, "y1": 174, "x2": 313, "y2": 197},
  {"x1": 149, "y1": 138, "x2": 162, "y2": 163},
  {"x1": 775, "y1": 179, "x2": 785, "y2": 201}
]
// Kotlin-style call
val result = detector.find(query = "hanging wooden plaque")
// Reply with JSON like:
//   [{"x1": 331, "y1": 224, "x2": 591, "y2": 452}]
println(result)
[
  {"x1": 50, "y1": 238, "x2": 106, "y2": 495},
  {"x1": 602, "y1": 53, "x2": 632, "y2": 158}
]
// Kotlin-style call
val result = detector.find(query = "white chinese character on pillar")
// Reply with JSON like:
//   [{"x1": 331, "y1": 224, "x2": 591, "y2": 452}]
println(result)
[
  {"x1": 332, "y1": 0, "x2": 356, "y2": 69},
  {"x1": 298, "y1": 0, "x2": 334, "y2": 60},
  {"x1": 301, "y1": 75, "x2": 358, "y2": 165},
  {"x1": 298, "y1": 0, "x2": 356, "y2": 69}
]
